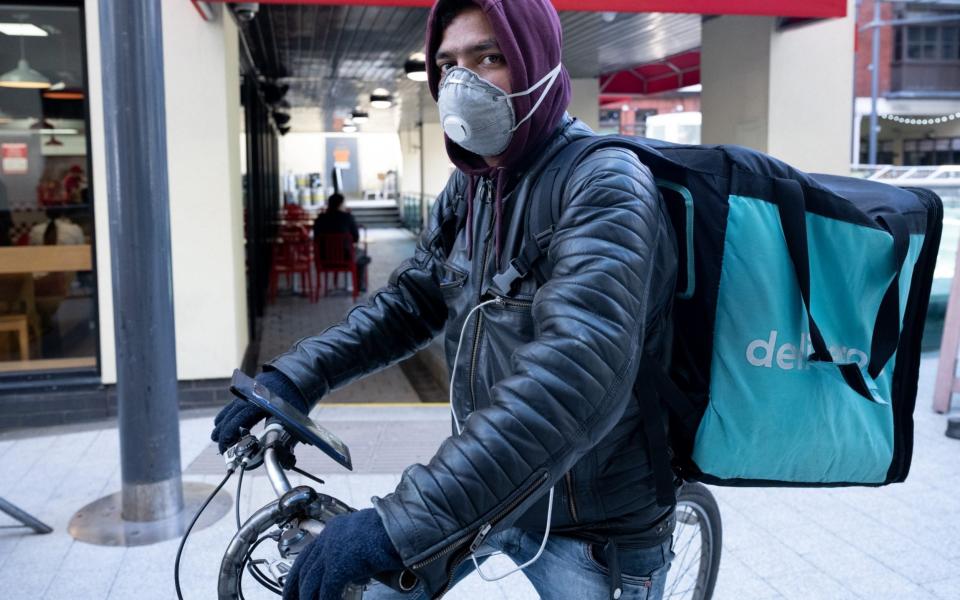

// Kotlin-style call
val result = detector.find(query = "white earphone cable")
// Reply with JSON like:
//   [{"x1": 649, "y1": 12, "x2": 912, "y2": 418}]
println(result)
[{"x1": 448, "y1": 297, "x2": 555, "y2": 580}]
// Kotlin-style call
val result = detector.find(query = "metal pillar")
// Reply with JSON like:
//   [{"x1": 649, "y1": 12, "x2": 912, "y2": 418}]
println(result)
[
  {"x1": 99, "y1": 0, "x2": 182, "y2": 523},
  {"x1": 868, "y1": 0, "x2": 880, "y2": 165},
  {"x1": 69, "y1": 0, "x2": 230, "y2": 546}
]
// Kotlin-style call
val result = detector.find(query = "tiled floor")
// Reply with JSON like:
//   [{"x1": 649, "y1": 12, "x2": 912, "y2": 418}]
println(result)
[
  {"x1": 1, "y1": 355, "x2": 958, "y2": 599},
  {"x1": 258, "y1": 228, "x2": 424, "y2": 405},
  {"x1": 1, "y1": 225, "x2": 959, "y2": 599}
]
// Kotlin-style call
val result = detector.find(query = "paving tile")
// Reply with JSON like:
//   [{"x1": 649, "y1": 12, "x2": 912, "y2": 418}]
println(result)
[
  {"x1": 923, "y1": 575, "x2": 960, "y2": 600},
  {"x1": 2, "y1": 338, "x2": 959, "y2": 600},
  {"x1": 762, "y1": 570, "x2": 857, "y2": 600}
]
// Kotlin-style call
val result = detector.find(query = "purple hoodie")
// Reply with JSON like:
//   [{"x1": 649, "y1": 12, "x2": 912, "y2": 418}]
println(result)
[{"x1": 425, "y1": 0, "x2": 572, "y2": 266}]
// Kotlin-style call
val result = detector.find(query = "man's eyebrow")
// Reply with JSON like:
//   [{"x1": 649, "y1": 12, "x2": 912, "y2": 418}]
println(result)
[{"x1": 435, "y1": 38, "x2": 501, "y2": 61}]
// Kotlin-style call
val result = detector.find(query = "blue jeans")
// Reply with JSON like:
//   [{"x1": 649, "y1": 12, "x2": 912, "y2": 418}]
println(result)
[{"x1": 364, "y1": 528, "x2": 674, "y2": 600}]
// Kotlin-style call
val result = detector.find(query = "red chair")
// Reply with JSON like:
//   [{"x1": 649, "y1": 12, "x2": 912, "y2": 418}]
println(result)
[
  {"x1": 268, "y1": 225, "x2": 315, "y2": 303},
  {"x1": 283, "y1": 203, "x2": 307, "y2": 221},
  {"x1": 314, "y1": 232, "x2": 359, "y2": 302}
]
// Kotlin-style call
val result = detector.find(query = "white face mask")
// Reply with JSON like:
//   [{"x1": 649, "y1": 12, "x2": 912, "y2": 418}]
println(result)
[{"x1": 437, "y1": 62, "x2": 563, "y2": 157}]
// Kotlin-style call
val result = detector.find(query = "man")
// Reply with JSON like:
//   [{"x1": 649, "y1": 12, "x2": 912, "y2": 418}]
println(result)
[
  {"x1": 313, "y1": 193, "x2": 370, "y2": 293},
  {"x1": 211, "y1": 1, "x2": 678, "y2": 598}
]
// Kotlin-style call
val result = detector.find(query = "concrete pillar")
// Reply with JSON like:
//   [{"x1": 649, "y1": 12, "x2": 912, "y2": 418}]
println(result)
[
  {"x1": 569, "y1": 77, "x2": 600, "y2": 131},
  {"x1": 701, "y1": 1, "x2": 856, "y2": 175},
  {"x1": 399, "y1": 97, "x2": 452, "y2": 199}
]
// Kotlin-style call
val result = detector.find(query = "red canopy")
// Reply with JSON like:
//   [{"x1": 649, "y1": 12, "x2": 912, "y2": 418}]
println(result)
[
  {"x1": 203, "y1": 0, "x2": 846, "y2": 18},
  {"x1": 600, "y1": 50, "x2": 700, "y2": 97}
]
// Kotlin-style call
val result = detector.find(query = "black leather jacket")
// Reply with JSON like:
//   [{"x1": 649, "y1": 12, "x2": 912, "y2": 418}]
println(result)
[{"x1": 267, "y1": 115, "x2": 678, "y2": 597}]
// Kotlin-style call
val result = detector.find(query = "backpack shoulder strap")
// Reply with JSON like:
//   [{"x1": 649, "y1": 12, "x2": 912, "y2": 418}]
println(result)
[{"x1": 491, "y1": 135, "x2": 657, "y2": 295}]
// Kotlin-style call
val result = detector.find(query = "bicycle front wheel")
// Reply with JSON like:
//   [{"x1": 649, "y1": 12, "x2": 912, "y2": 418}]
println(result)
[{"x1": 663, "y1": 482, "x2": 722, "y2": 600}]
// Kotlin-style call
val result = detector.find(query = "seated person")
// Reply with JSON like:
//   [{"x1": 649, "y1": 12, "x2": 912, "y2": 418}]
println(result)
[
  {"x1": 312, "y1": 194, "x2": 370, "y2": 292},
  {"x1": 29, "y1": 209, "x2": 84, "y2": 246},
  {"x1": 28, "y1": 209, "x2": 85, "y2": 333}
]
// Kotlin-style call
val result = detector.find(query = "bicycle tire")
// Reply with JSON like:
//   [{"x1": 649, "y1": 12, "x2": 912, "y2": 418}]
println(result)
[{"x1": 664, "y1": 482, "x2": 722, "y2": 600}]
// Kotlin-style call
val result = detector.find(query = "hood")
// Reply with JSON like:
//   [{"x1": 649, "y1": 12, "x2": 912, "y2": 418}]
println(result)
[{"x1": 425, "y1": 0, "x2": 572, "y2": 176}]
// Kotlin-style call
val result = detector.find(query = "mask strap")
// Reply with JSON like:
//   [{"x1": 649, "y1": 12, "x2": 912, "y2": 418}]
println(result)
[{"x1": 507, "y1": 62, "x2": 563, "y2": 133}]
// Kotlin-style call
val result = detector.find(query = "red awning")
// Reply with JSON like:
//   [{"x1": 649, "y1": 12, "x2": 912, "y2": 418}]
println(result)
[
  {"x1": 205, "y1": 0, "x2": 846, "y2": 19},
  {"x1": 600, "y1": 50, "x2": 700, "y2": 97}
]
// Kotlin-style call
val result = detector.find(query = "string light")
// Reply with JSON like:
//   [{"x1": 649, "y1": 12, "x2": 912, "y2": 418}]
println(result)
[{"x1": 879, "y1": 111, "x2": 960, "y2": 126}]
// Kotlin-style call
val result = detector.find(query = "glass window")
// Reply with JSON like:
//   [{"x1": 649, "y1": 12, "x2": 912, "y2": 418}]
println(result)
[
  {"x1": 943, "y1": 27, "x2": 958, "y2": 60},
  {"x1": 0, "y1": 1, "x2": 98, "y2": 378}
]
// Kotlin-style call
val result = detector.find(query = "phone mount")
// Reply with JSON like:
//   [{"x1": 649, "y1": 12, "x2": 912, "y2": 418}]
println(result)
[{"x1": 229, "y1": 370, "x2": 353, "y2": 471}]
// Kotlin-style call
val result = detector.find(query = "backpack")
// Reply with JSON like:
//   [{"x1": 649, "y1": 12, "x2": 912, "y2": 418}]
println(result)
[{"x1": 490, "y1": 135, "x2": 943, "y2": 505}]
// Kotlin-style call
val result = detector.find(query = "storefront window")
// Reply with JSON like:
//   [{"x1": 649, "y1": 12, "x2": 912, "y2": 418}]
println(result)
[{"x1": 0, "y1": 1, "x2": 97, "y2": 378}]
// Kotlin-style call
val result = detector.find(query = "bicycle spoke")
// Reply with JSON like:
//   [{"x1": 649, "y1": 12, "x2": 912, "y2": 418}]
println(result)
[{"x1": 665, "y1": 504, "x2": 705, "y2": 599}]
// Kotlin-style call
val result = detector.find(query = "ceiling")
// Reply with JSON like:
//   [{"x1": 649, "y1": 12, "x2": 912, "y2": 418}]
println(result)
[{"x1": 237, "y1": 5, "x2": 701, "y2": 132}]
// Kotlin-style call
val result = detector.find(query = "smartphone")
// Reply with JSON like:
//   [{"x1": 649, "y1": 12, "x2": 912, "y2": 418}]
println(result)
[{"x1": 229, "y1": 369, "x2": 353, "y2": 471}]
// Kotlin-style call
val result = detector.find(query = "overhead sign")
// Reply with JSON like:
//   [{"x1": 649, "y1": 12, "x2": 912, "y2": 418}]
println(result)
[
  {"x1": 2, "y1": 143, "x2": 28, "y2": 175},
  {"x1": 206, "y1": 0, "x2": 847, "y2": 18}
]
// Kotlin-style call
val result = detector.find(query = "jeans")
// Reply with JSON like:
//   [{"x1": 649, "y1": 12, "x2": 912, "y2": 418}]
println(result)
[{"x1": 364, "y1": 528, "x2": 674, "y2": 600}]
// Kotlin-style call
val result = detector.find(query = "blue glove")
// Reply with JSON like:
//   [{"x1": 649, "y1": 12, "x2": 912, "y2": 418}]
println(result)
[
  {"x1": 211, "y1": 369, "x2": 309, "y2": 454},
  {"x1": 282, "y1": 508, "x2": 404, "y2": 600}
]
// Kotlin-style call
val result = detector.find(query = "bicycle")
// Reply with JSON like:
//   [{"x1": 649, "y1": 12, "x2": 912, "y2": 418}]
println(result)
[
  {"x1": 664, "y1": 482, "x2": 722, "y2": 600},
  {"x1": 174, "y1": 370, "x2": 722, "y2": 599}
]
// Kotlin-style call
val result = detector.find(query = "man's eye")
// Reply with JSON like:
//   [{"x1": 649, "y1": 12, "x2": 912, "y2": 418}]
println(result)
[
  {"x1": 482, "y1": 55, "x2": 504, "y2": 66},
  {"x1": 438, "y1": 63, "x2": 453, "y2": 73}
]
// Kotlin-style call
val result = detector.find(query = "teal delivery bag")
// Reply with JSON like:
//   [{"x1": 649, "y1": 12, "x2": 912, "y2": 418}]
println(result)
[{"x1": 494, "y1": 135, "x2": 943, "y2": 491}]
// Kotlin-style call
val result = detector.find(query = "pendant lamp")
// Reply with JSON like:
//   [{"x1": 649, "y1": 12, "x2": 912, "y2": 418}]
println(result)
[{"x1": 0, "y1": 37, "x2": 51, "y2": 89}]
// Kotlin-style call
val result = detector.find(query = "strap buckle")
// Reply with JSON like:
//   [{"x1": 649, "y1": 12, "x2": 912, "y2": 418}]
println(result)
[{"x1": 491, "y1": 259, "x2": 526, "y2": 296}]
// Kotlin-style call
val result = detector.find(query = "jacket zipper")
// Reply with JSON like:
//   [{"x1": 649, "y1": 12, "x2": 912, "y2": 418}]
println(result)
[
  {"x1": 493, "y1": 295, "x2": 532, "y2": 311},
  {"x1": 468, "y1": 180, "x2": 495, "y2": 414},
  {"x1": 424, "y1": 471, "x2": 550, "y2": 599}
]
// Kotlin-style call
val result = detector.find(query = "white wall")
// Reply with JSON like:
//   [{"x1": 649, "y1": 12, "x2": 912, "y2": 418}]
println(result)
[
  {"x1": 161, "y1": 2, "x2": 247, "y2": 380},
  {"x1": 280, "y1": 133, "x2": 327, "y2": 175},
  {"x1": 358, "y1": 133, "x2": 403, "y2": 192},
  {"x1": 701, "y1": 3, "x2": 856, "y2": 175},
  {"x1": 280, "y1": 132, "x2": 403, "y2": 195},
  {"x1": 85, "y1": 1, "x2": 248, "y2": 384},
  {"x1": 398, "y1": 98, "x2": 454, "y2": 199},
  {"x1": 569, "y1": 77, "x2": 600, "y2": 131}
]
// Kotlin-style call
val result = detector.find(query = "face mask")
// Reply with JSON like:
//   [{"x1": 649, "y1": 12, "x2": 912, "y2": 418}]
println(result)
[{"x1": 438, "y1": 62, "x2": 563, "y2": 157}]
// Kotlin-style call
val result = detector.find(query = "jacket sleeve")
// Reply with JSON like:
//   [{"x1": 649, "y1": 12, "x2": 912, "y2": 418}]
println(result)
[
  {"x1": 373, "y1": 149, "x2": 667, "y2": 583},
  {"x1": 264, "y1": 173, "x2": 466, "y2": 403}
]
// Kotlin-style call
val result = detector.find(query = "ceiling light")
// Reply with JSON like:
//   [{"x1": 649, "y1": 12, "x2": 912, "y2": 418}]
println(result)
[
  {"x1": 404, "y1": 57, "x2": 427, "y2": 82},
  {"x1": 0, "y1": 23, "x2": 48, "y2": 37},
  {"x1": 0, "y1": 58, "x2": 51, "y2": 89},
  {"x1": 350, "y1": 110, "x2": 369, "y2": 124},
  {"x1": 273, "y1": 112, "x2": 291, "y2": 125},
  {"x1": 42, "y1": 90, "x2": 84, "y2": 100},
  {"x1": 370, "y1": 92, "x2": 392, "y2": 109},
  {"x1": 278, "y1": 125, "x2": 290, "y2": 136},
  {"x1": 44, "y1": 135, "x2": 63, "y2": 147},
  {"x1": 0, "y1": 37, "x2": 51, "y2": 89},
  {"x1": 30, "y1": 118, "x2": 55, "y2": 129},
  {"x1": 343, "y1": 124, "x2": 358, "y2": 133}
]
